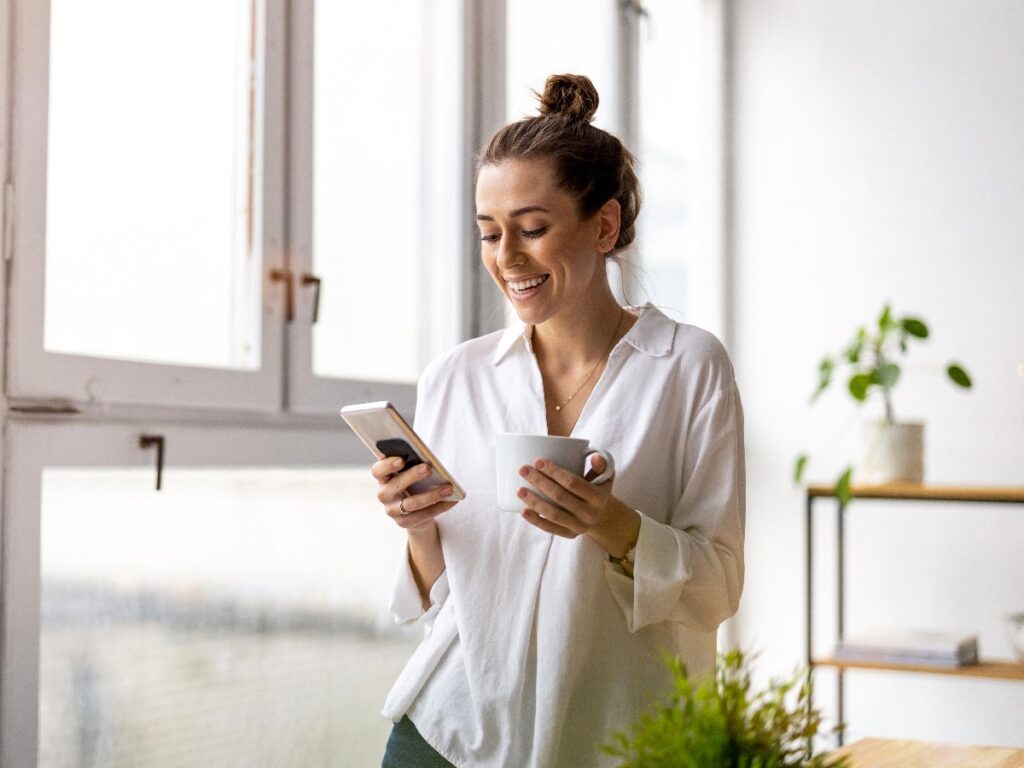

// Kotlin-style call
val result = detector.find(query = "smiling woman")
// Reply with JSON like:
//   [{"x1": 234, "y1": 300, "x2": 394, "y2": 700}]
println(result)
[
  {"x1": 372, "y1": 75, "x2": 746, "y2": 768},
  {"x1": 474, "y1": 76, "x2": 643, "y2": 438}
]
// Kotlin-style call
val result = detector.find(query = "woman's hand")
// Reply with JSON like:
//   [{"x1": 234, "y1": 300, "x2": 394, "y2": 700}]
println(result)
[
  {"x1": 372, "y1": 457, "x2": 458, "y2": 532},
  {"x1": 517, "y1": 455, "x2": 640, "y2": 557}
]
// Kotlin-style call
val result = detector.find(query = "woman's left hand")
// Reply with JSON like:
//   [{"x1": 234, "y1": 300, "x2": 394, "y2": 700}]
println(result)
[{"x1": 517, "y1": 455, "x2": 616, "y2": 539}]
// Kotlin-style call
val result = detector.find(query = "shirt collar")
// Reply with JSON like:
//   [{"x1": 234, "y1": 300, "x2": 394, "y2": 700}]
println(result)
[{"x1": 491, "y1": 303, "x2": 676, "y2": 366}]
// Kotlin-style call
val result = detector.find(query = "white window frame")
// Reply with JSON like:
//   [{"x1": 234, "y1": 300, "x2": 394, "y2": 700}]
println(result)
[
  {"x1": 284, "y1": 0, "x2": 509, "y2": 415},
  {"x1": 283, "y1": 0, "x2": 422, "y2": 415},
  {"x1": 0, "y1": 418, "x2": 367, "y2": 768},
  {"x1": 5, "y1": 0, "x2": 287, "y2": 412}
]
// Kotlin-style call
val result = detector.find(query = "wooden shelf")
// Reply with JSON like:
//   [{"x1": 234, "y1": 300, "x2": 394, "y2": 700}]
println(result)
[
  {"x1": 807, "y1": 483, "x2": 1024, "y2": 503},
  {"x1": 829, "y1": 738, "x2": 1024, "y2": 767},
  {"x1": 812, "y1": 657, "x2": 1024, "y2": 682}
]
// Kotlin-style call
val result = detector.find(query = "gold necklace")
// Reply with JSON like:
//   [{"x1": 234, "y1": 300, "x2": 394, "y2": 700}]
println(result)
[{"x1": 549, "y1": 309, "x2": 627, "y2": 413}]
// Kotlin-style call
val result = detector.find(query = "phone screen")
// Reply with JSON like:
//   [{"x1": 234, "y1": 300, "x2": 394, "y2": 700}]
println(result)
[{"x1": 375, "y1": 438, "x2": 425, "y2": 469}]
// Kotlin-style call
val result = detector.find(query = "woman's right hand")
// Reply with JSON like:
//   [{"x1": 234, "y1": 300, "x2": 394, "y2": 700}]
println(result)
[{"x1": 373, "y1": 457, "x2": 458, "y2": 532}]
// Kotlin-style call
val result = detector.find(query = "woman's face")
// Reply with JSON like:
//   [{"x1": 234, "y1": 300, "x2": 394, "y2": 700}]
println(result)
[{"x1": 475, "y1": 158, "x2": 616, "y2": 326}]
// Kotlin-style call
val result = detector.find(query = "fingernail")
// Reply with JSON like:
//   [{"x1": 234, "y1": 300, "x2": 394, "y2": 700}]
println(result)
[
  {"x1": 519, "y1": 466, "x2": 530, "y2": 477},
  {"x1": 391, "y1": 458, "x2": 404, "y2": 470},
  {"x1": 420, "y1": 464, "x2": 431, "y2": 476},
  {"x1": 517, "y1": 488, "x2": 528, "y2": 499},
  {"x1": 441, "y1": 485, "x2": 453, "y2": 497},
  {"x1": 534, "y1": 459, "x2": 546, "y2": 469}
]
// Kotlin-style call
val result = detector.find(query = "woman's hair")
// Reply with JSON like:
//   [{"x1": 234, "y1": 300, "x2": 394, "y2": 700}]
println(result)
[{"x1": 477, "y1": 74, "x2": 642, "y2": 252}]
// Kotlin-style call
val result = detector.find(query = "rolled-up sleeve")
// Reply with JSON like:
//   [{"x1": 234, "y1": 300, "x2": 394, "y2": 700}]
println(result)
[
  {"x1": 605, "y1": 381, "x2": 745, "y2": 633},
  {"x1": 389, "y1": 545, "x2": 450, "y2": 629}
]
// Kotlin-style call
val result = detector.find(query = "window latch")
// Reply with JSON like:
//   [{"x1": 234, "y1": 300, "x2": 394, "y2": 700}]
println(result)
[
  {"x1": 139, "y1": 434, "x2": 165, "y2": 491},
  {"x1": 301, "y1": 274, "x2": 322, "y2": 324}
]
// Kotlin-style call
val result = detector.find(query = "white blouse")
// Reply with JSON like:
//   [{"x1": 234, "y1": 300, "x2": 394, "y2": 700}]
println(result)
[{"x1": 381, "y1": 304, "x2": 745, "y2": 768}]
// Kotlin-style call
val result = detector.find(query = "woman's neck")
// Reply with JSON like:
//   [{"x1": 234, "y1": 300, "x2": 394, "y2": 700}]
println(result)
[{"x1": 530, "y1": 288, "x2": 628, "y2": 371}]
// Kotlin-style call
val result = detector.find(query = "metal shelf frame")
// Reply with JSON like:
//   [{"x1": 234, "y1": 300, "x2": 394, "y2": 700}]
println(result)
[{"x1": 804, "y1": 483, "x2": 1024, "y2": 746}]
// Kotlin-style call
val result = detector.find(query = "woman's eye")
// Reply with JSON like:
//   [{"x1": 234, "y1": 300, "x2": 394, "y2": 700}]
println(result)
[
  {"x1": 479, "y1": 233, "x2": 500, "y2": 243},
  {"x1": 522, "y1": 227, "x2": 548, "y2": 238}
]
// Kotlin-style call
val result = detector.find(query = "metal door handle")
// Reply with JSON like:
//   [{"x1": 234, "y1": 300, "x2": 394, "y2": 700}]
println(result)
[{"x1": 269, "y1": 269, "x2": 294, "y2": 322}]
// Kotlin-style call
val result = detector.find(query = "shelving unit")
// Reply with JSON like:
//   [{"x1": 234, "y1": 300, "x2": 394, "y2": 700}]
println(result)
[{"x1": 804, "y1": 483, "x2": 1024, "y2": 745}]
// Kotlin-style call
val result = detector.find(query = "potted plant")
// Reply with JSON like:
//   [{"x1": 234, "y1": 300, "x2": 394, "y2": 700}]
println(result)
[
  {"x1": 793, "y1": 304, "x2": 972, "y2": 502},
  {"x1": 602, "y1": 648, "x2": 847, "y2": 767}
]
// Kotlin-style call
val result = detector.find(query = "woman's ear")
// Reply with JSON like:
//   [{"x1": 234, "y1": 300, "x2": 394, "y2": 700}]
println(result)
[{"x1": 596, "y1": 198, "x2": 622, "y2": 255}]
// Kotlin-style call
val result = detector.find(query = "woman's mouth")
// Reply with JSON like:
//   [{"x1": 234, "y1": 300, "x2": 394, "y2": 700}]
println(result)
[{"x1": 507, "y1": 274, "x2": 550, "y2": 300}]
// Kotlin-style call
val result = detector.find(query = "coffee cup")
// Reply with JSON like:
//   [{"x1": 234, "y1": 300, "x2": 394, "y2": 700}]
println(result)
[{"x1": 495, "y1": 433, "x2": 615, "y2": 514}]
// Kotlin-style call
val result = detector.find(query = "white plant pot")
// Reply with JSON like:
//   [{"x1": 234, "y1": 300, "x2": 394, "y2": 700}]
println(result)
[{"x1": 855, "y1": 421, "x2": 924, "y2": 485}]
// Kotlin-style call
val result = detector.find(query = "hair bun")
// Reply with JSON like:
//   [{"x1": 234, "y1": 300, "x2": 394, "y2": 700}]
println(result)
[{"x1": 536, "y1": 74, "x2": 599, "y2": 123}]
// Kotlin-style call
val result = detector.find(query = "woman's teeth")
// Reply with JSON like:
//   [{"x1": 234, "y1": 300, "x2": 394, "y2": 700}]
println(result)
[{"x1": 509, "y1": 275, "x2": 549, "y2": 293}]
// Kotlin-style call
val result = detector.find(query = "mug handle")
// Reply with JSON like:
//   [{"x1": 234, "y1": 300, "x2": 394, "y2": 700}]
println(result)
[{"x1": 585, "y1": 448, "x2": 616, "y2": 485}]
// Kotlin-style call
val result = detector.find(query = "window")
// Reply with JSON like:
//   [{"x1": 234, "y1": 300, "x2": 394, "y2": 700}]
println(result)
[
  {"x1": 6, "y1": 423, "x2": 413, "y2": 766},
  {"x1": 45, "y1": 0, "x2": 260, "y2": 371},
  {"x1": 10, "y1": 0, "x2": 279, "y2": 410},
  {"x1": 310, "y1": 0, "x2": 460, "y2": 385},
  {"x1": 285, "y1": 0, "x2": 463, "y2": 411},
  {"x1": 637, "y1": 0, "x2": 726, "y2": 337}
]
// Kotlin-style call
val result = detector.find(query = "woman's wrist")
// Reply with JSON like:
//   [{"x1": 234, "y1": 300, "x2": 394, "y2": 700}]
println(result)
[
  {"x1": 407, "y1": 520, "x2": 444, "y2": 610},
  {"x1": 407, "y1": 518, "x2": 440, "y2": 542},
  {"x1": 588, "y1": 496, "x2": 641, "y2": 559}
]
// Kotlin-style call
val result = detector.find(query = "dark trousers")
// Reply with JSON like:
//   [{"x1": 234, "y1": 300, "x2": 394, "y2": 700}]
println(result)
[{"x1": 382, "y1": 715, "x2": 456, "y2": 768}]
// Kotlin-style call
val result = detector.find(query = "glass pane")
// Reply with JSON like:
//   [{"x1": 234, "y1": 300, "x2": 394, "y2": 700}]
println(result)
[
  {"x1": 45, "y1": 0, "x2": 261, "y2": 369},
  {"x1": 40, "y1": 467, "x2": 414, "y2": 767},
  {"x1": 506, "y1": 0, "x2": 617, "y2": 129},
  {"x1": 312, "y1": 2, "x2": 459, "y2": 383},
  {"x1": 637, "y1": 0, "x2": 706, "y2": 323}
]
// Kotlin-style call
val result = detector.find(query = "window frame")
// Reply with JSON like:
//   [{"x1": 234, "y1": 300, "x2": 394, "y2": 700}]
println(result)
[
  {"x1": 6, "y1": 0, "x2": 289, "y2": 412},
  {"x1": 283, "y1": 0, "x2": 433, "y2": 415},
  {"x1": 0, "y1": 417, "x2": 370, "y2": 768},
  {"x1": 284, "y1": 0, "x2": 511, "y2": 414}
]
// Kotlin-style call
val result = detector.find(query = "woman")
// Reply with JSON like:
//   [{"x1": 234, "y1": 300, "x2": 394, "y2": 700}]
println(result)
[{"x1": 373, "y1": 74, "x2": 745, "y2": 768}]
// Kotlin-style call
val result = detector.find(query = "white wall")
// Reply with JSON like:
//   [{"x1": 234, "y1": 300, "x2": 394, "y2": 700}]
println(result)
[{"x1": 730, "y1": 0, "x2": 1024, "y2": 747}]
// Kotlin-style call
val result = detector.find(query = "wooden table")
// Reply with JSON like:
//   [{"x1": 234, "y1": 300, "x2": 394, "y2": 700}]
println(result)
[{"x1": 831, "y1": 738, "x2": 1024, "y2": 767}]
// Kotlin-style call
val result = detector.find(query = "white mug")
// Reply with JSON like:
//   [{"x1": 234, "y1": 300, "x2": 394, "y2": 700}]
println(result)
[{"x1": 495, "y1": 433, "x2": 615, "y2": 514}]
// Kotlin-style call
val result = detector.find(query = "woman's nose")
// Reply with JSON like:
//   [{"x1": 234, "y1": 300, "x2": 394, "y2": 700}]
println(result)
[{"x1": 495, "y1": 234, "x2": 524, "y2": 270}]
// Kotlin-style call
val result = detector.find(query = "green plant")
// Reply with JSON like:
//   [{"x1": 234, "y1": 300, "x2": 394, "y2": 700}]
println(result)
[
  {"x1": 602, "y1": 649, "x2": 848, "y2": 768},
  {"x1": 793, "y1": 304, "x2": 972, "y2": 502}
]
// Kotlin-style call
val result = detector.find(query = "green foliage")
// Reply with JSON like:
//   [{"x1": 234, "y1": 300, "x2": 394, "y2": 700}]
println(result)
[
  {"x1": 902, "y1": 318, "x2": 928, "y2": 338},
  {"x1": 809, "y1": 304, "x2": 956, "y2": 419},
  {"x1": 602, "y1": 649, "x2": 848, "y2": 768},
  {"x1": 947, "y1": 363, "x2": 971, "y2": 388},
  {"x1": 794, "y1": 304, "x2": 973, "y2": 500},
  {"x1": 793, "y1": 454, "x2": 808, "y2": 485}
]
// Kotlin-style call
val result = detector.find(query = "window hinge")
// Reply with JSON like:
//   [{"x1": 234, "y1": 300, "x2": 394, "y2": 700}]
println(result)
[{"x1": 2, "y1": 181, "x2": 12, "y2": 262}]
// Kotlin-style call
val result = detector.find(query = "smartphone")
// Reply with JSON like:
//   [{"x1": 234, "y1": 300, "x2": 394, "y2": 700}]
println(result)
[{"x1": 340, "y1": 401, "x2": 466, "y2": 501}]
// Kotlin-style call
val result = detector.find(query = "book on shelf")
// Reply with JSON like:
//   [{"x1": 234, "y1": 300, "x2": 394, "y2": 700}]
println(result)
[{"x1": 834, "y1": 629, "x2": 979, "y2": 667}]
